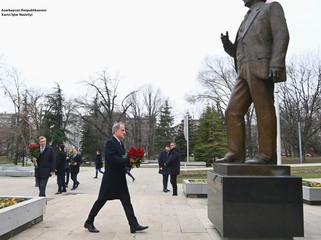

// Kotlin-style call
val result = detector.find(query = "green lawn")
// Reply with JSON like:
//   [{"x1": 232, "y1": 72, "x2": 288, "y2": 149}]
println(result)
[
  {"x1": 291, "y1": 166, "x2": 321, "y2": 179},
  {"x1": 0, "y1": 156, "x2": 9, "y2": 164},
  {"x1": 178, "y1": 170, "x2": 208, "y2": 183},
  {"x1": 282, "y1": 157, "x2": 321, "y2": 164}
]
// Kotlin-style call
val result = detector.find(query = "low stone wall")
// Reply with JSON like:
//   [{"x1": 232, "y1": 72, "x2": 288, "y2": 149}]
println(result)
[
  {"x1": 0, "y1": 165, "x2": 34, "y2": 177},
  {"x1": 182, "y1": 179, "x2": 207, "y2": 198},
  {"x1": 303, "y1": 186, "x2": 321, "y2": 205},
  {"x1": 0, "y1": 196, "x2": 46, "y2": 240}
]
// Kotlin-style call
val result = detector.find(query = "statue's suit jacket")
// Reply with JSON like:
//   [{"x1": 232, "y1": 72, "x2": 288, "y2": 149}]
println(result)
[{"x1": 223, "y1": 1, "x2": 289, "y2": 82}]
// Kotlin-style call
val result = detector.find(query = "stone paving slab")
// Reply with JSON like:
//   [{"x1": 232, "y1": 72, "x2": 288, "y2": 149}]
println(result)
[{"x1": 0, "y1": 166, "x2": 321, "y2": 239}]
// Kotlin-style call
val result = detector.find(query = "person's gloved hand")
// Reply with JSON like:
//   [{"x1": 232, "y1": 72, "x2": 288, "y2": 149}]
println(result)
[{"x1": 220, "y1": 31, "x2": 229, "y2": 46}]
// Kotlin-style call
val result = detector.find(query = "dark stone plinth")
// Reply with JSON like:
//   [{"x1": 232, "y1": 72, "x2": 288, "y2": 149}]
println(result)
[
  {"x1": 213, "y1": 163, "x2": 291, "y2": 176},
  {"x1": 208, "y1": 164, "x2": 304, "y2": 238}
]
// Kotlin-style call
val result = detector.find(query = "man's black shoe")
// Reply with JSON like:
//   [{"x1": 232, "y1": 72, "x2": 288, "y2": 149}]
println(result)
[
  {"x1": 130, "y1": 225, "x2": 149, "y2": 233},
  {"x1": 84, "y1": 222, "x2": 100, "y2": 233},
  {"x1": 55, "y1": 191, "x2": 62, "y2": 194}
]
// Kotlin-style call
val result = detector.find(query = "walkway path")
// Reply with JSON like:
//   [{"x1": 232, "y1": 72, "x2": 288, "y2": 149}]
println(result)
[{"x1": 1, "y1": 165, "x2": 321, "y2": 240}]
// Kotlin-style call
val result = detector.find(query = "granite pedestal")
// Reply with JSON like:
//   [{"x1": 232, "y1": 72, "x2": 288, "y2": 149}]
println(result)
[{"x1": 208, "y1": 163, "x2": 304, "y2": 238}]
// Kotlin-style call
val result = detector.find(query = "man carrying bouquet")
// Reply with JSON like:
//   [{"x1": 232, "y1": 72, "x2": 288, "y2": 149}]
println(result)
[
  {"x1": 84, "y1": 122, "x2": 148, "y2": 234},
  {"x1": 35, "y1": 136, "x2": 56, "y2": 197}
]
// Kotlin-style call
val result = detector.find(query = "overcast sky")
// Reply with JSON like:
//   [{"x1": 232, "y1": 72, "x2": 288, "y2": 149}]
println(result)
[{"x1": 1, "y1": 0, "x2": 321, "y2": 121}]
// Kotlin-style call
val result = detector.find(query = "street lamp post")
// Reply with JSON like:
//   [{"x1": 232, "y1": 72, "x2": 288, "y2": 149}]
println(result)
[{"x1": 275, "y1": 84, "x2": 282, "y2": 165}]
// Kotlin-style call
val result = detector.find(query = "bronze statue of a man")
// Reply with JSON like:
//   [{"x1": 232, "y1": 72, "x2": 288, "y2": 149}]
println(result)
[{"x1": 218, "y1": 0, "x2": 289, "y2": 164}]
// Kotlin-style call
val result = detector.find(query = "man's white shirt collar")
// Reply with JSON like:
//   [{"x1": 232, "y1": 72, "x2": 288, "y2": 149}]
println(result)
[{"x1": 113, "y1": 135, "x2": 122, "y2": 144}]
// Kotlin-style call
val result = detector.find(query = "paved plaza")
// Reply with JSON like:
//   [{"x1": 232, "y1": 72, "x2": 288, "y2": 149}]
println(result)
[{"x1": 1, "y1": 165, "x2": 321, "y2": 240}]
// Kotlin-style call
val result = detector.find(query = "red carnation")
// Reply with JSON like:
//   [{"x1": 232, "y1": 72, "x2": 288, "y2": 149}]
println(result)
[
  {"x1": 127, "y1": 146, "x2": 145, "y2": 168},
  {"x1": 27, "y1": 144, "x2": 40, "y2": 150},
  {"x1": 27, "y1": 144, "x2": 40, "y2": 168}
]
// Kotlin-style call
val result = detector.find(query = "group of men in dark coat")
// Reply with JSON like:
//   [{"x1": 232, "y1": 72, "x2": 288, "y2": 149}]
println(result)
[
  {"x1": 34, "y1": 136, "x2": 82, "y2": 196},
  {"x1": 158, "y1": 143, "x2": 181, "y2": 196}
]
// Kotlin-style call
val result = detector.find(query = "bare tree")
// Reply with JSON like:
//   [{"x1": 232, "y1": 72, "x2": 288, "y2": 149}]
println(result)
[
  {"x1": 23, "y1": 88, "x2": 47, "y2": 140},
  {"x1": 126, "y1": 84, "x2": 164, "y2": 157},
  {"x1": 142, "y1": 84, "x2": 163, "y2": 158},
  {"x1": 127, "y1": 90, "x2": 144, "y2": 147},
  {"x1": 279, "y1": 52, "x2": 321, "y2": 158},
  {"x1": 76, "y1": 68, "x2": 135, "y2": 156},
  {"x1": 186, "y1": 56, "x2": 236, "y2": 112},
  {"x1": 0, "y1": 67, "x2": 29, "y2": 164}
]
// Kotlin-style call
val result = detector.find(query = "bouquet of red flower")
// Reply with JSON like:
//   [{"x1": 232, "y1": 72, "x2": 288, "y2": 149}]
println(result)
[
  {"x1": 127, "y1": 146, "x2": 145, "y2": 168},
  {"x1": 27, "y1": 144, "x2": 40, "y2": 168}
]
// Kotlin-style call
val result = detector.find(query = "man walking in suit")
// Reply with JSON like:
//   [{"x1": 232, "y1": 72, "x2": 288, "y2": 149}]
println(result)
[
  {"x1": 55, "y1": 144, "x2": 67, "y2": 194},
  {"x1": 218, "y1": 0, "x2": 289, "y2": 164},
  {"x1": 35, "y1": 136, "x2": 56, "y2": 197},
  {"x1": 69, "y1": 148, "x2": 82, "y2": 190},
  {"x1": 84, "y1": 122, "x2": 148, "y2": 234}
]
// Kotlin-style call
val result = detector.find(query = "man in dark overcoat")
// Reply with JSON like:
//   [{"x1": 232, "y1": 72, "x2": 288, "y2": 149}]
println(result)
[
  {"x1": 84, "y1": 122, "x2": 148, "y2": 234},
  {"x1": 158, "y1": 145, "x2": 170, "y2": 192},
  {"x1": 55, "y1": 144, "x2": 67, "y2": 194},
  {"x1": 164, "y1": 142, "x2": 180, "y2": 196},
  {"x1": 35, "y1": 136, "x2": 56, "y2": 197},
  {"x1": 69, "y1": 148, "x2": 82, "y2": 190}
]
